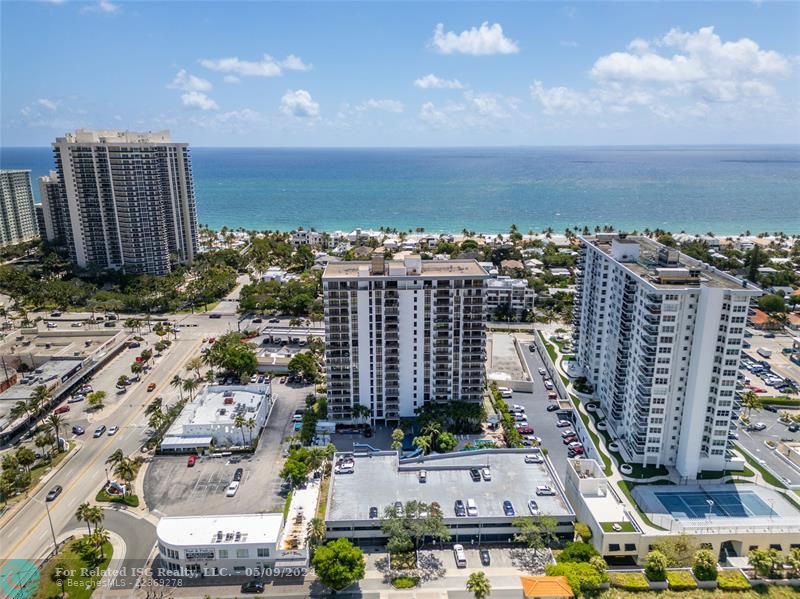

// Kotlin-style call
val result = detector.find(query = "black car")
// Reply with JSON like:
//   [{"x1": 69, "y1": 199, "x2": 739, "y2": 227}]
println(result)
[
  {"x1": 480, "y1": 548, "x2": 491, "y2": 566},
  {"x1": 46, "y1": 485, "x2": 62, "y2": 501},
  {"x1": 252, "y1": 318, "x2": 263, "y2": 323},
  {"x1": 72, "y1": 425, "x2": 85, "y2": 435},
  {"x1": 209, "y1": 313, "x2": 222, "y2": 319},
  {"x1": 240, "y1": 580, "x2": 264, "y2": 594},
  {"x1": 268, "y1": 318, "x2": 280, "y2": 323},
  {"x1": 454, "y1": 499, "x2": 466, "y2": 517},
  {"x1": 469, "y1": 468, "x2": 482, "y2": 482},
  {"x1": 547, "y1": 404, "x2": 560, "y2": 412},
  {"x1": 369, "y1": 506, "x2": 379, "y2": 519},
  {"x1": 233, "y1": 468, "x2": 244, "y2": 482},
  {"x1": 764, "y1": 405, "x2": 778, "y2": 413},
  {"x1": 503, "y1": 500, "x2": 515, "y2": 517},
  {"x1": 789, "y1": 423, "x2": 799, "y2": 433}
]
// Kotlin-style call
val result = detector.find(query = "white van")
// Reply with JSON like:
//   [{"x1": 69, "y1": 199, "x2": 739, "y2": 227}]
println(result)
[
  {"x1": 453, "y1": 544, "x2": 467, "y2": 568},
  {"x1": 498, "y1": 386, "x2": 513, "y2": 399},
  {"x1": 466, "y1": 498, "x2": 478, "y2": 517},
  {"x1": 757, "y1": 347, "x2": 772, "y2": 358}
]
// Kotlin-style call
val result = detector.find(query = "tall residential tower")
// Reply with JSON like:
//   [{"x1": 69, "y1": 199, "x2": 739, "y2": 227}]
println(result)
[
  {"x1": 572, "y1": 233, "x2": 760, "y2": 478},
  {"x1": 0, "y1": 170, "x2": 39, "y2": 246},
  {"x1": 323, "y1": 256, "x2": 489, "y2": 425},
  {"x1": 45, "y1": 129, "x2": 198, "y2": 275}
]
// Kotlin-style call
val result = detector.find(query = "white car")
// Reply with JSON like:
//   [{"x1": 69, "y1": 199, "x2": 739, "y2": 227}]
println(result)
[
  {"x1": 512, "y1": 404, "x2": 525, "y2": 412},
  {"x1": 481, "y1": 467, "x2": 491, "y2": 481},
  {"x1": 568, "y1": 441, "x2": 583, "y2": 449},
  {"x1": 536, "y1": 485, "x2": 556, "y2": 496},
  {"x1": 524, "y1": 454, "x2": 543, "y2": 464},
  {"x1": 561, "y1": 430, "x2": 576, "y2": 438},
  {"x1": 544, "y1": 380, "x2": 554, "y2": 390},
  {"x1": 556, "y1": 420, "x2": 572, "y2": 428},
  {"x1": 107, "y1": 426, "x2": 119, "y2": 436},
  {"x1": 538, "y1": 368, "x2": 546, "y2": 376},
  {"x1": 226, "y1": 481, "x2": 240, "y2": 497}
]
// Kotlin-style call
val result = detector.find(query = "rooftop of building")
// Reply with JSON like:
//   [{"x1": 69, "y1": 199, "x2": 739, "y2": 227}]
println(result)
[
  {"x1": 487, "y1": 276, "x2": 531, "y2": 290},
  {"x1": 0, "y1": 169, "x2": 32, "y2": 175},
  {"x1": 56, "y1": 128, "x2": 178, "y2": 145},
  {"x1": 323, "y1": 256, "x2": 488, "y2": 280},
  {"x1": 164, "y1": 384, "x2": 269, "y2": 432},
  {"x1": 0, "y1": 358, "x2": 83, "y2": 403},
  {"x1": 327, "y1": 449, "x2": 573, "y2": 523},
  {"x1": 580, "y1": 233, "x2": 759, "y2": 291},
  {"x1": 156, "y1": 513, "x2": 284, "y2": 547}
]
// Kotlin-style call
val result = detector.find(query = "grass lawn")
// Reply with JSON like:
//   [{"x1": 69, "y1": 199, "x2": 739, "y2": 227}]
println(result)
[
  {"x1": 600, "y1": 521, "x2": 636, "y2": 532},
  {"x1": 316, "y1": 475, "x2": 331, "y2": 520},
  {"x1": 5, "y1": 450, "x2": 70, "y2": 508},
  {"x1": 35, "y1": 540, "x2": 113, "y2": 599},
  {"x1": 538, "y1": 331, "x2": 559, "y2": 364},
  {"x1": 283, "y1": 490, "x2": 293, "y2": 519},
  {"x1": 569, "y1": 394, "x2": 612, "y2": 475},
  {"x1": 95, "y1": 489, "x2": 140, "y2": 507}
]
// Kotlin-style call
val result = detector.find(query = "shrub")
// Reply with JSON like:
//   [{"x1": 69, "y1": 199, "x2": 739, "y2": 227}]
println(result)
[
  {"x1": 609, "y1": 571, "x2": 650, "y2": 591},
  {"x1": 574, "y1": 522, "x2": 593, "y2": 542},
  {"x1": 95, "y1": 489, "x2": 139, "y2": 507},
  {"x1": 546, "y1": 562, "x2": 607, "y2": 595},
  {"x1": 692, "y1": 549, "x2": 718, "y2": 581},
  {"x1": 717, "y1": 570, "x2": 751, "y2": 592},
  {"x1": 557, "y1": 542, "x2": 600, "y2": 563},
  {"x1": 645, "y1": 550, "x2": 668, "y2": 581},
  {"x1": 390, "y1": 576, "x2": 418, "y2": 589},
  {"x1": 666, "y1": 570, "x2": 698, "y2": 591}
]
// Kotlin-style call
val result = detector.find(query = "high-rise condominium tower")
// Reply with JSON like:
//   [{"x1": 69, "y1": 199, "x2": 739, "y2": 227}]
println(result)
[
  {"x1": 572, "y1": 233, "x2": 761, "y2": 478},
  {"x1": 0, "y1": 170, "x2": 39, "y2": 246},
  {"x1": 47, "y1": 129, "x2": 198, "y2": 275},
  {"x1": 323, "y1": 256, "x2": 488, "y2": 425}
]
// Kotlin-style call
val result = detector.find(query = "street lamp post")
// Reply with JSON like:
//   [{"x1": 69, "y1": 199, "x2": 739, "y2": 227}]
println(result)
[{"x1": 44, "y1": 499, "x2": 58, "y2": 555}]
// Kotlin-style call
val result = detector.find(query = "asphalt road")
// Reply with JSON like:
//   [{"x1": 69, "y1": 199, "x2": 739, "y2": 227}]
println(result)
[{"x1": 734, "y1": 410, "x2": 800, "y2": 486}]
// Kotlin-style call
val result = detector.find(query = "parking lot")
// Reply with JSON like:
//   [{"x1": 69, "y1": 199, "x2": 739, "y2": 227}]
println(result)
[
  {"x1": 143, "y1": 379, "x2": 312, "y2": 515},
  {"x1": 743, "y1": 330, "x2": 800, "y2": 394},
  {"x1": 734, "y1": 408, "x2": 800, "y2": 487},
  {"x1": 505, "y1": 343, "x2": 575, "y2": 481}
]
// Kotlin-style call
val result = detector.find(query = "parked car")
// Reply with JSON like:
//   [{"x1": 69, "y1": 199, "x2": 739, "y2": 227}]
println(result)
[
  {"x1": 268, "y1": 318, "x2": 280, "y2": 323},
  {"x1": 454, "y1": 499, "x2": 466, "y2": 517},
  {"x1": 53, "y1": 405, "x2": 70, "y2": 415},
  {"x1": 528, "y1": 499, "x2": 540, "y2": 515},
  {"x1": 568, "y1": 441, "x2": 583, "y2": 449},
  {"x1": 750, "y1": 422, "x2": 767, "y2": 431},
  {"x1": 561, "y1": 430, "x2": 576, "y2": 438},
  {"x1": 209, "y1": 313, "x2": 222, "y2": 319},
  {"x1": 516, "y1": 426, "x2": 534, "y2": 434},
  {"x1": 547, "y1": 404, "x2": 560, "y2": 412},
  {"x1": 240, "y1": 580, "x2": 264, "y2": 594},
  {"x1": 251, "y1": 318, "x2": 263, "y2": 324},
  {"x1": 93, "y1": 425, "x2": 106, "y2": 438},
  {"x1": 453, "y1": 544, "x2": 467, "y2": 568},
  {"x1": 538, "y1": 368, "x2": 546, "y2": 376},
  {"x1": 466, "y1": 498, "x2": 478, "y2": 517},
  {"x1": 502, "y1": 500, "x2": 515, "y2": 517},
  {"x1": 524, "y1": 454, "x2": 543, "y2": 464},
  {"x1": 226, "y1": 481, "x2": 240, "y2": 497},
  {"x1": 480, "y1": 548, "x2": 491, "y2": 566},
  {"x1": 107, "y1": 426, "x2": 119, "y2": 436},
  {"x1": 568, "y1": 447, "x2": 585, "y2": 456},
  {"x1": 536, "y1": 485, "x2": 556, "y2": 496},
  {"x1": 469, "y1": 468, "x2": 482, "y2": 482},
  {"x1": 481, "y1": 467, "x2": 491, "y2": 481},
  {"x1": 187, "y1": 455, "x2": 197, "y2": 467},
  {"x1": 556, "y1": 419, "x2": 572, "y2": 428},
  {"x1": 233, "y1": 468, "x2": 244, "y2": 482},
  {"x1": 68, "y1": 394, "x2": 85, "y2": 404},
  {"x1": 46, "y1": 485, "x2": 63, "y2": 501},
  {"x1": 788, "y1": 423, "x2": 799, "y2": 433},
  {"x1": 563, "y1": 436, "x2": 578, "y2": 445},
  {"x1": 72, "y1": 425, "x2": 85, "y2": 435}
]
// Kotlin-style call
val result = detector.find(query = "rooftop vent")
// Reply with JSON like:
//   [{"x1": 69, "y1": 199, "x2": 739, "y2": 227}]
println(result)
[{"x1": 657, "y1": 247, "x2": 680, "y2": 266}]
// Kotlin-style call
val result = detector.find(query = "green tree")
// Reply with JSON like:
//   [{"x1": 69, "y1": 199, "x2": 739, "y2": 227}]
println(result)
[
  {"x1": 92, "y1": 526, "x2": 110, "y2": 560},
  {"x1": 105, "y1": 449, "x2": 125, "y2": 468},
  {"x1": 312, "y1": 538, "x2": 366, "y2": 592},
  {"x1": 16, "y1": 447, "x2": 36, "y2": 472},
  {"x1": 786, "y1": 547, "x2": 800, "y2": 579},
  {"x1": 740, "y1": 390, "x2": 762, "y2": 419},
  {"x1": 653, "y1": 533, "x2": 699, "y2": 567},
  {"x1": 87, "y1": 390, "x2": 107, "y2": 409},
  {"x1": 288, "y1": 352, "x2": 318, "y2": 381},
  {"x1": 436, "y1": 431, "x2": 457, "y2": 452},
  {"x1": 692, "y1": 549, "x2": 719, "y2": 581},
  {"x1": 306, "y1": 517, "x2": 326, "y2": 546},
  {"x1": 204, "y1": 332, "x2": 258, "y2": 379},
  {"x1": 759, "y1": 294, "x2": 786, "y2": 315},
  {"x1": 182, "y1": 377, "x2": 200, "y2": 402},
  {"x1": 391, "y1": 427, "x2": 405, "y2": 451},
  {"x1": 644, "y1": 550, "x2": 668, "y2": 581},
  {"x1": 113, "y1": 459, "x2": 137, "y2": 496},
  {"x1": 513, "y1": 516, "x2": 558, "y2": 557},
  {"x1": 748, "y1": 548, "x2": 780, "y2": 579},
  {"x1": 47, "y1": 412, "x2": 65, "y2": 453},
  {"x1": 280, "y1": 456, "x2": 311, "y2": 488},
  {"x1": 170, "y1": 374, "x2": 184, "y2": 401},
  {"x1": 185, "y1": 356, "x2": 204, "y2": 379},
  {"x1": 412, "y1": 435, "x2": 432, "y2": 455},
  {"x1": 466, "y1": 571, "x2": 492, "y2": 599},
  {"x1": 573, "y1": 522, "x2": 592, "y2": 542},
  {"x1": 557, "y1": 542, "x2": 600, "y2": 563},
  {"x1": 76, "y1": 503, "x2": 104, "y2": 535},
  {"x1": 234, "y1": 414, "x2": 247, "y2": 446}
]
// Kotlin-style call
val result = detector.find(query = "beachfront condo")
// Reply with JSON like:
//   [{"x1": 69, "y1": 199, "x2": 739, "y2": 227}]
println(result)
[
  {"x1": 0, "y1": 169, "x2": 39, "y2": 247},
  {"x1": 323, "y1": 255, "x2": 489, "y2": 425},
  {"x1": 44, "y1": 129, "x2": 198, "y2": 275},
  {"x1": 572, "y1": 233, "x2": 761, "y2": 478}
]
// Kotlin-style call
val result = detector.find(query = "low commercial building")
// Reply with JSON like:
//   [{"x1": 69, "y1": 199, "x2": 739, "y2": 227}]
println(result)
[
  {"x1": 160, "y1": 384, "x2": 271, "y2": 453},
  {"x1": 325, "y1": 449, "x2": 575, "y2": 544},
  {"x1": 565, "y1": 458, "x2": 800, "y2": 564},
  {"x1": 485, "y1": 276, "x2": 535, "y2": 318},
  {"x1": 156, "y1": 513, "x2": 308, "y2": 577}
]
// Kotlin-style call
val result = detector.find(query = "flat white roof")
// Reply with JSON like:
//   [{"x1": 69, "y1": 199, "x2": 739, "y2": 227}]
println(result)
[
  {"x1": 165, "y1": 384, "x2": 269, "y2": 432},
  {"x1": 157, "y1": 513, "x2": 284, "y2": 547},
  {"x1": 159, "y1": 436, "x2": 213, "y2": 449}
]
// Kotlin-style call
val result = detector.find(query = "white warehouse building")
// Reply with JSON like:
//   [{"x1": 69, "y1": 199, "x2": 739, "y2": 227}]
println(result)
[{"x1": 160, "y1": 384, "x2": 272, "y2": 453}]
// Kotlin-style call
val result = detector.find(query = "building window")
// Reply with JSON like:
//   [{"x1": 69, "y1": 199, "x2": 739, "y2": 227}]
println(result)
[
  {"x1": 609, "y1": 544, "x2": 620, "y2": 552},
  {"x1": 257, "y1": 548, "x2": 270, "y2": 558},
  {"x1": 218, "y1": 549, "x2": 228, "y2": 559},
  {"x1": 236, "y1": 549, "x2": 249, "y2": 559}
]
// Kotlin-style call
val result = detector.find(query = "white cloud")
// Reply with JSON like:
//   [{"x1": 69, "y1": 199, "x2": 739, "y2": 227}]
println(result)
[
  {"x1": 419, "y1": 91, "x2": 520, "y2": 128},
  {"x1": 168, "y1": 69, "x2": 213, "y2": 92},
  {"x1": 37, "y1": 98, "x2": 58, "y2": 111},
  {"x1": 413, "y1": 74, "x2": 464, "y2": 89},
  {"x1": 223, "y1": 75, "x2": 241, "y2": 84},
  {"x1": 82, "y1": 0, "x2": 119, "y2": 13},
  {"x1": 280, "y1": 89, "x2": 319, "y2": 118},
  {"x1": 199, "y1": 54, "x2": 311, "y2": 77},
  {"x1": 431, "y1": 22, "x2": 519, "y2": 56},
  {"x1": 355, "y1": 99, "x2": 404, "y2": 113},
  {"x1": 181, "y1": 91, "x2": 219, "y2": 111},
  {"x1": 530, "y1": 81, "x2": 600, "y2": 115}
]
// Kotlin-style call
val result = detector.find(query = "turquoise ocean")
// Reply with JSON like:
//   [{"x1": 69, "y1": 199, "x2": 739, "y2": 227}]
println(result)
[{"x1": 2, "y1": 146, "x2": 798, "y2": 235}]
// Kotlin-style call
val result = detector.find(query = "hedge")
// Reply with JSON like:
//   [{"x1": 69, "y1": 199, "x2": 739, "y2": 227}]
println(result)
[
  {"x1": 391, "y1": 576, "x2": 419, "y2": 589},
  {"x1": 666, "y1": 570, "x2": 698, "y2": 591},
  {"x1": 761, "y1": 397, "x2": 800, "y2": 407},
  {"x1": 96, "y1": 489, "x2": 140, "y2": 507},
  {"x1": 609, "y1": 571, "x2": 650, "y2": 591},
  {"x1": 717, "y1": 570, "x2": 751, "y2": 592}
]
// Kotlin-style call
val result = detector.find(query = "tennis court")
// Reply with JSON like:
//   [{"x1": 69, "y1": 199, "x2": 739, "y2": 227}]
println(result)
[{"x1": 654, "y1": 489, "x2": 775, "y2": 519}]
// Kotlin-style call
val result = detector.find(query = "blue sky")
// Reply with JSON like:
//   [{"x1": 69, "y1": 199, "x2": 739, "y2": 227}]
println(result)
[{"x1": 2, "y1": 1, "x2": 799, "y2": 146}]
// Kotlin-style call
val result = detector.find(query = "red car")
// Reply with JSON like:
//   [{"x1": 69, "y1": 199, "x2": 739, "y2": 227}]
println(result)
[
  {"x1": 563, "y1": 436, "x2": 578, "y2": 445},
  {"x1": 147, "y1": 383, "x2": 156, "y2": 392},
  {"x1": 752, "y1": 386, "x2": 767, "y2": 394},
  {"x1": 53, "y1": 405, "x2": 70, "y2": 415},
  {"x1": 187, "y1": 455, "x2": 197, "y2": 467},
  {"x1": 516, "y1": 426, "x2": 534, "y2": 434}
]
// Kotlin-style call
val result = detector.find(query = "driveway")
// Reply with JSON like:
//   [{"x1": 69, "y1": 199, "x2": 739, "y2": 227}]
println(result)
[{"x1": 734, "y1": 409, "x2": 800, "y2": 486}]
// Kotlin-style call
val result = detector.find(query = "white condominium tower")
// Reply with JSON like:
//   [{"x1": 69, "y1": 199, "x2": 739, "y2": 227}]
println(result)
[
  {"x1": 323, "y1": 255, "x2": 489, "y2": 425},
  {"x1": 48, "y1": 129, "x2": 199, "y2": 275},
  {"x1": 0, "y1": 170, "x2": 39, "y2": 246},
  {"x1": 573, "y1": 233, "x2": 760, "y2": 478}
]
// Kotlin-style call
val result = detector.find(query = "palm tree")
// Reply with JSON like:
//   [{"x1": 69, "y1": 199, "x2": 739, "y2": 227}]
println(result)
[
  {"x1": 145, "y1": 396, "x2": 163, "y2": 417},
  {"x1": 352, "y1": 404, "x2": 371, "y2": 426},
  {"x1": 466, "y1": 571, "x2": 492, "y2": 599},
  {"x1": 147, "y1": 412, "x2": 164, "y2": 435},
  {"x1": 170, "y1": 374, "x2": 184, "y2": 401},
  {"x1": 113, "y1": 459, "x2": 137, "y2": 496},
  {"x1": 306, "y1": 517, "x2": 326, "y2": 546},
  {"x1": 47, "y1": 413, "x2": 65, "y2": 453},
  {"x1": 412, "y1": 435, "x2": 432, "y2": 455},
  {"x1": 106, "y1": 449, "x2": 125, "y2": 468},
  {"x1": 182, "y1": 377, "x2": 200, "y2": 402},
  {"x1": 741, "y1": 391, "x2": 762, "y2": 419},
  {"x1": 234, "y1": 415, "x2": 247, "y2": 446},
  {"x1": 29, "y1": 384, "x2": 50, "y2": 424},
  {"x1": 246, "y1": 417, "x2": 257, "y2": 445},
  {"x1": 76, "y1": 502, "x2": 94, "y2": 535},
  {"x1": 10, "y1": 400, "x2": 30, "y2": 422},
  {"x1": 92, "y1": 526, "x2": 111, "y2": 560}
]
